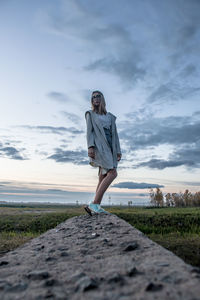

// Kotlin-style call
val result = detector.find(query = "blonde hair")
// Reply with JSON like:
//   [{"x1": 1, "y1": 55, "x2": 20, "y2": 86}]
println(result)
[{"x1": 91, "y1": 90, "x2": 107, "y2": 115}]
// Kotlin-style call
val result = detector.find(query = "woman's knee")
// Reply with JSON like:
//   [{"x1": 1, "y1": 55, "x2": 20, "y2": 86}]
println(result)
[{"x1": 108, "y1": 168, "x2": 117, "y2": 178}]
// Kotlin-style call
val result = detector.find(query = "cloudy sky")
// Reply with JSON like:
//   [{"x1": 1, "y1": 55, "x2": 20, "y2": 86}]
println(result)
[{"x1": 0, "y1": 0, "x2": 200, "y2": 204}]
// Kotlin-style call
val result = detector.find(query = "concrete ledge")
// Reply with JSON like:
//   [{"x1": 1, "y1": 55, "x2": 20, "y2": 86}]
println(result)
[{"x1": 0, "y1": 213, "x2": 200, "y2": 299}]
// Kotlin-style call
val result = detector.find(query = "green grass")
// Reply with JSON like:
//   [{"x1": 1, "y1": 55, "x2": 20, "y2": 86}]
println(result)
[
  {"x1": 0, "y1": 231, "x2": 38, "y2": 255},
  {"x1": 110, "y1": 206, "x2": 200, "y2": 235},
  {"x1": 0, "y1": 212, "x2": 82, "y2": 233},
  {"x1": 148, "y1": 232, "x2": 200, "y2": 267},
  {"x1": 0, "y1": 204, "x2": 200, "y2": 267}
]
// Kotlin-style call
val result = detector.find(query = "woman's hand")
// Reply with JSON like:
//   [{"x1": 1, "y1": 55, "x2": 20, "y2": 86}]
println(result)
[
  {"x1": 88, "y1": 147, "x2": 95, "y2": 159},
  {"x1": 117, "y1": 153, "x2": 122, "y2": 161}
]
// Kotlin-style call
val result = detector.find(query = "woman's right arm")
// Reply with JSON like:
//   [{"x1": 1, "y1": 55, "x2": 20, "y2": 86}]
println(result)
[{"x1": 85, "y1": 112, "x2": 95, "y2": 159}]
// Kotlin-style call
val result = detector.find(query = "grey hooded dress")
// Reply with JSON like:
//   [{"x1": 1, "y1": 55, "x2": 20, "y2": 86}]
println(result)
[{"x1": 85, "y1": 110, "x2": 121, "y2": 174}]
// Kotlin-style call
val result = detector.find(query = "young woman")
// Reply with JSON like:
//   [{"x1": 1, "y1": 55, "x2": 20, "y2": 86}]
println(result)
[{"x1": 84, "y1": 90, "x2": 122, "y2": 215}]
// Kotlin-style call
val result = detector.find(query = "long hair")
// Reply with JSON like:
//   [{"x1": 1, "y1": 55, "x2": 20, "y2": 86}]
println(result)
[{"x1": 91, "y1": 90, "x2": 107, "y2": 115}]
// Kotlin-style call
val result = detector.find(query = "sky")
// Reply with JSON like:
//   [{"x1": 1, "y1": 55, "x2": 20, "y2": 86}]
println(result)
[{"x1": 0, "y1": 0, "x2": 200, "y2": 205}]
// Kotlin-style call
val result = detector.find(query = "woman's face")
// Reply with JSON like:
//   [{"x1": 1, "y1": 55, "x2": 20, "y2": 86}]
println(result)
[{"x1": 92, "y1": 92, "x2": 101, "y2": 107}]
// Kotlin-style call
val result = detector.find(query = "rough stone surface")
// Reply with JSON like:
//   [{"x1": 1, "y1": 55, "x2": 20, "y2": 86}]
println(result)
[{"x1": 0, "y1": 213, "x2": 200, "y2": 299}]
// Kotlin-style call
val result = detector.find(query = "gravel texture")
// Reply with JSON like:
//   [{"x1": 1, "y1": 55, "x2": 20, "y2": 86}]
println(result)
[{"x1": 0, "y1": 213, "x2": 200, "y2": 299}]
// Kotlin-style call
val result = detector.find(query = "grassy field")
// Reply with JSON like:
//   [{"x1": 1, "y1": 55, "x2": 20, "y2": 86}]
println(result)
[{"x1": 0, "y1": 203, "x2": 200, "y2": 267}]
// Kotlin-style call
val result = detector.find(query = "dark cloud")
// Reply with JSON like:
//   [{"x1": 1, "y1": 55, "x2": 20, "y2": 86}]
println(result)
[
  {"x1": 47, "y1": 91, "x2": 70, "y2": 103},
  {"x1": 119, "y1": 111, "x2": 200, "y2": 170},
  {"x1": 40, "y1": 0, "x2": 146, "y2": 87},
  {"x1": 20, "y1": 125, "x2": 83, "y2": 135},
  {"x1": 179, "y1": 64, "x2": 197, "y2": 78},
  {"x1": 112, "y1": 181, "x2": 164, "y2": 189},
  {"x1": 134, "y1": 141, "x2": 200, "y2": 170},
  {"x1": 0, "y1": 146, "x2": 27, "y2": 160},
  {"x1": 165, "y1": 0, "x2": 200, "y2": 65},
  {"x1": 179, "y1": 25, "x2": 197, "y2": 42},
  {"x1": 47, "y1": 189, "x2": 65, "y2": 192},
  {"x1": 84, "y1": 56, "x2": 146, "y2": 86},
  {"x1": 40, "y1": 0, "x2": 200, "y2": 92},
  {"x1": 4, "y1": 139, "x2": 22, "y2": 145},
  {"x1": 61, "y1": 111, "x2": 81, "y2": 123},
  {"x1": 134, "y1": 158, "x2": 191, "y2": 170},
  {"x1": 193, "y1": 111, "x2": 200, "y2": 116},
  {"x1": 42, "y1": 1, "x2": 133, "y2": 47},
  {"x1": 120, "y1": 113, "x2": 200, "y2": 150},
  {"x1": 171, "y1": 142, "x2": 200, "y2": 166},
  {"x1": 147, "y1": 83, "x2": 200, "y2": 104},
  {"x1": 170, "y1": 24, "x2": 199, "y2": 55},
  {"x1": 47, "y1": 148, "x2": 88, "y2": 165},
  {"x1": 59, "y1": 139, "x2": 70, "y2": 148}
]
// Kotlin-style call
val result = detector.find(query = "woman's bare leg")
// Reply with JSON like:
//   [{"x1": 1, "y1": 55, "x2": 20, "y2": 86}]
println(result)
[
  {"x1": 95, "y1": 167, "x2": 107, "y2": 193},
  {"x1": 93, "y1": 168, "x2": 117, "y2": 204}
]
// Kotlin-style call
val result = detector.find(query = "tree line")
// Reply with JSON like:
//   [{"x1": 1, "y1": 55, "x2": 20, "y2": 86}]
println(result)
[{"x1": 149, "y1": 188, "x2": 200, "y2": 207}]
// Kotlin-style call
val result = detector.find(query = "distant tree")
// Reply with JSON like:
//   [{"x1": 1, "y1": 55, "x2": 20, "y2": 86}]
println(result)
[
  {"x1": 149, "y1": 188, "x2": 164, "y2": 207},
  {"x1": 128, "y1": 200, "x2": 132, "y2": 207},
  {"x1": 171, "y1": 193, "x2": 178, "y2": 207},
  {"x1": 193, "y1": 192, "x2": 200, "y2": 206},
  {"x1": 154, "y1": 188, "x2": 164, "y2": 207},
  {"x1": 183, "y1": 189, "x2": 193, "y2": 206},
  {"x1": 177, "y1": 192, "x2": 185, "y2": 207},
  {"x1": 171, "y1": 193, "x2": 184, "y2": 207},
  {"x1": 150, "y1": 188, "x2": 200, "y2": 208},
  {"x1": 149, "y1": 188, "x2": 156, "y2": 206},
  {"x1": 193, "y1": 191, "x2": 200, "y2": 206},
  {"x1": 165, "y1": 193, "x2": 171, "y2": 207}
]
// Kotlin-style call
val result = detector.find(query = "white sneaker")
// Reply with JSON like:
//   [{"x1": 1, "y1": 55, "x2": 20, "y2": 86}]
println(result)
[
  {"x1": 88, "y1": 203, "x2": 100, "y2": 213},
  {"x1": 97, "y1": 205, "x2": 109, "y2": 214}
]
